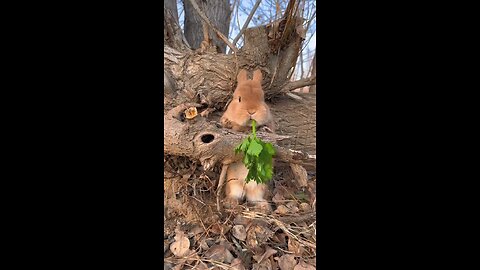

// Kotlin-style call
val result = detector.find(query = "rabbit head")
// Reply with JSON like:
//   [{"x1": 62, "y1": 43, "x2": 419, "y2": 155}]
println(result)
[{"x1": 221, "y1": 69, "x2": 272, "y2": 130}]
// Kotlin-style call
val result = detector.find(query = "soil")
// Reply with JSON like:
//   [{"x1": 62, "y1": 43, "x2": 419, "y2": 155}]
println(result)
[{"x1": 164, "y1": 155, "x2": 316, "y2": 270}]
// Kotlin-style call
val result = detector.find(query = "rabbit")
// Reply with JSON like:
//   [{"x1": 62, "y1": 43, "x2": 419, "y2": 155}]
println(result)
[
  {"x1": 220, "y1": 69, "x2": 275, "y2": 133},
  {"x1": 220, "y1": 69, "x2": 274, "y2": 211},
  {"x1": 224, "y1": 160, "x2": 271, "y2": 211}
]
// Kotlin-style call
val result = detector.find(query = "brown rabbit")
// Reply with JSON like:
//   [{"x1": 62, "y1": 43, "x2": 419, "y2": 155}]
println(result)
[
  {"x1": 220, "y1": 69, "x2": 274, "y2": 211},
  {"x1": 224, "y1": 161, "x2": 270, "y2": 210},
  {"x1": 220, "y1": 69, "x2": 275, "y2": 133}
]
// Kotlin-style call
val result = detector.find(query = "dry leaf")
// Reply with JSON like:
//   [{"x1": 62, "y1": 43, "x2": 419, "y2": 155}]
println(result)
[
  {"x1": 164, "y1": 262, "x2": 173, "y2": 270},
  {"x1": 233, "y1": 215, "x2": 251, "y2": 226},
  {"x1": 204, "y1": 214, "x2": 220, "y2": 224},
  {"x1": 189, "y1": 224, "x2": 204, "y2": 236},
  {"x1": 288, "y1": 238, "x2": 304, "y2": 255},
  {"x1": 293, "y1": 261, "x2": 315, "y2": 270},
  {"x1": 230, "y1": 258, "x2": 246, "y2": 270},
  {"x1": 247, "y1": 224, "x2": 274, "y2": 251},
  {"x1": 252, "y1": 259, "x2": 272, "y2": 270},
  {"x1": 246, "y1": 225, "x2": 259, "y2": 249},
  {"x1": 232, "y1": 225, "x2": 247, "y2": 241},
  {"x1": 271, "y1": 257, "x2": 279, "y2": 270},
  {"x1": 276, "y1": 233, "x2": 287, "y2": 245},
  {"x1": 204, "y1": 244, "x2": 234, "y2": 264},
  {"x1": 276, "y1": 254, "x2": 297, "y2": 270},
  {"x1": 170, "y1": 229, "x2": 190, "y2": 257},
  {"x1": 184, "y1": 107, "x2": 198, "y2": 119},
  {"x1": 195, "y1": 261, "x2": 209, "y2": 270},
  {"x1": 272, "y1": 192, "x2": 285, "y2": 203},
  {"x1": 199, "y1": 239, "x2": 210, "y2": 251},
  {"x1": 286, "y1": 201, "x2": 296, "y2": 208},
  {"x1": 253, "y1": 246, "x2": 277, "y2": 263},
  {"x1": 286, "y1": 202, "x2": 299, "y2": 214},
  {"x1": 209, "y1": 223, "x2": 230, "y2": 235},
  {"x1": 257, "y1": 225, "x2": 274, "y2": 243},
  {"x1": 219, "y1": 239, "x2": 235, "y2": 252},
  {"x1": 297, "y1": 221, "x2": 307, "y2": 227},
  {"x1": 171, "y1": 262, "x2": 184, "y2": 270}
]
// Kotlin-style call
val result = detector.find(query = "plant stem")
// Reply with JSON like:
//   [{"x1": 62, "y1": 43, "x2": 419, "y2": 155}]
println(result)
[{"x1": 252, "y1": 119, "x2": 257, "y2": 139}]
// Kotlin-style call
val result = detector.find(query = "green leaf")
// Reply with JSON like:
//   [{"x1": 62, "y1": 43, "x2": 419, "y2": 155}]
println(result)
[
  {"x1": 240, "y1": 139, "x2": 250, "y2": 151},
  {"x1": 247, "y1": 140, "x2": 263, "y2": 157},
  {"x1": 256, "y1": 162, "x2": 263, "y2": 173},
  {"x1": 264, "y1": 143, "x2": 276, "y2": 156},
  {"x1": 242, "y1": 154, "x2": 250, "y2": 165},
  {"x1": 233, "y1": 119, "x2": 276, "y2": 184}
]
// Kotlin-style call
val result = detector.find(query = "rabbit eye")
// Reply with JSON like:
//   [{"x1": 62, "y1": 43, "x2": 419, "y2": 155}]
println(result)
[{"x1": 238, "y1": 96, "x2": 241, "y2": 102}]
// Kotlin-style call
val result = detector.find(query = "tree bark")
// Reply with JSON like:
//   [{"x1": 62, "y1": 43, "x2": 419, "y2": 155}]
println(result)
[
  {"x1": 184, "y1": 0, "x2": 231, "y2": 53},
  {"x1": 271, "y1": 93, "x2": 316, "y2": 156},
  {"x1": 164, "y1": 0, "x2": 179, "y2": 25}
]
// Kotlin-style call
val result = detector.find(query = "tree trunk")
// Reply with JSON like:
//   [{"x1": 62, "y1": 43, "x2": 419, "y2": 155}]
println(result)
[
  {"x1": 163, "y1": 103, "x2": 316, "y2": 171},
  {"x1": 184, "y1": 0, "x2": 231, "y2": 53},
  {"x1": 163, "y1": 0, "x2": 316, "y2": 171},
  {"x1": 164, "y1": 12, "x2": 314, "y2": 111},
  {"x1": 271, "y1": 93, "x2": 316, "y2": 156},
  {"x1": 164, "y1": 0, "x2": 179, "y2": 25}
]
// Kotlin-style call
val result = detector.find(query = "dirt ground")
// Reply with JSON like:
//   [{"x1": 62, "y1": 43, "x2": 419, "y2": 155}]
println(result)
[{"x1": 164, "y1": 155, "x2": 316, "y2": 270}]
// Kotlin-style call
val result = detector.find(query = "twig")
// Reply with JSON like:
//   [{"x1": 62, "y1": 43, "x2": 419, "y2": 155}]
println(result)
[
  {"x1": 216, "y1": 163, "x2": 229, "y2": 212},
  {"x1": 277, "y1": 211, "x2": 316, "y2": 224},
  {"x1": 230, "y1": 0, "x2": 262, "y2": 53},
  {"x1": 191, "y1": 200, "x2": 209, "y2": 235},
  {"x1": 286, "y1": 92, "x2": 304, "y2": 101},
  {"x1": 242, "y1": 210, "x2": 316, "y2": 250},
  {"x1": 187, "y1": 0, "x2": 238, "y2": 53}
]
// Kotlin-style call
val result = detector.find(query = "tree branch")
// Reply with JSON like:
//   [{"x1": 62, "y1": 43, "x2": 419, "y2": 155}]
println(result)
[
  {"x1": 164, "y1": 8, "x2": 191, "y2": 50},
  {"x1": 281, "y1": 76, "x2": 316, "y2": 92},
  {"x1": 187, "y1": 0, "x2": 239, "y2": 53},
  {"x1": 229, "y1": 0, "x2": 262, "y2": 54}
]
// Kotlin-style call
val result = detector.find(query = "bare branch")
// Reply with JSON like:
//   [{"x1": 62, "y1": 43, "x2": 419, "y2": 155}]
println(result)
[
  {"x1": 230, "y1": 0, "x2": 262, "y2": 52},
  {"x1": 286, "y1": 92, "x2": 304, "y2": 101},
  {"x1": 281, "y1": 76, "x2": 316, "y2": 92},
  {"x1": 187, "y1": 0, "x2": 239, "y2": 53}
]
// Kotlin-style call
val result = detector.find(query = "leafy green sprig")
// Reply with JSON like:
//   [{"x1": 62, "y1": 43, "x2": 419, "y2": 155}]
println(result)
[{"x1": 234, "y1": 120, "x2": 276, "y2": 184}]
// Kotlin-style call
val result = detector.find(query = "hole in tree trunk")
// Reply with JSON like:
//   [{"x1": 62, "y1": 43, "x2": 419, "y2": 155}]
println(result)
[{"x1": 201, "y1": 134, "x2": 215, "y2": 143}]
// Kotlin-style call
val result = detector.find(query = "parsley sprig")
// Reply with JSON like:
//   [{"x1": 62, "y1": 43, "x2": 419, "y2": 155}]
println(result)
[{"x1": 234, "y1": 120, "x2": 276, "y2": 184}]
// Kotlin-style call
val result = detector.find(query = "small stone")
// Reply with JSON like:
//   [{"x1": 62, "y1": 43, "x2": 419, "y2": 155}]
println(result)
[
  {"x1": 275, "y1": 205, "x2": 289, "y2": 214},
  {"x1": 299, "y1": 203, "x2": 311, "y2": 212}
]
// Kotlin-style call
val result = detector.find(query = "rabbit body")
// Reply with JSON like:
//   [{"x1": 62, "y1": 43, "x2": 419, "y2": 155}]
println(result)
[{"x1": 221, "y1": 69, "x2": 274, "y2": 211}]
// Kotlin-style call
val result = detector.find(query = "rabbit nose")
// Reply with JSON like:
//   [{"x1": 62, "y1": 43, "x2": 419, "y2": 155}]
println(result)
[{"x1": 247, "y1": 110, "x2": 256, "y2": 115}]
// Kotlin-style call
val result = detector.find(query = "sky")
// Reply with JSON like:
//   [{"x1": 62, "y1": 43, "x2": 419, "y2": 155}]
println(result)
[{"x1": 177, "y1": 0, "x2": 316, "y2": 80}]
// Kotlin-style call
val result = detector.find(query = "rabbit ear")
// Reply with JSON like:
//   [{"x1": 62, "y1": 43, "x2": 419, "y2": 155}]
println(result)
[
  {"x1": 252, "y1": 69, "x2": 263, "y2": 83},
  {"x1": 237, "y1": 69, "x2": 248, "y2": 83}
]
